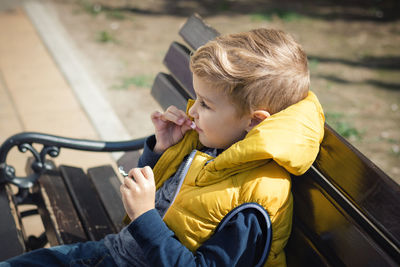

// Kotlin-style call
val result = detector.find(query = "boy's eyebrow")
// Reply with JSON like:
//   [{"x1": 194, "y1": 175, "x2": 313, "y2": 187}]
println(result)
[{"x1": 196, "y1": 91, "x2": 215, "y2": 104}]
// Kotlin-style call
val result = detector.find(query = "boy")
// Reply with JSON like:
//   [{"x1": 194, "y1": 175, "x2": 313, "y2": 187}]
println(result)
[{"x1": 1, "y1": 28, "x2": 324, "y2": 266}]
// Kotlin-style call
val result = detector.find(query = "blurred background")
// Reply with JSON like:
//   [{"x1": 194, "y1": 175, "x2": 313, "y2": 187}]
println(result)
[{"x1": 1, "y1": 0, "x2": 399, "y2": 183}]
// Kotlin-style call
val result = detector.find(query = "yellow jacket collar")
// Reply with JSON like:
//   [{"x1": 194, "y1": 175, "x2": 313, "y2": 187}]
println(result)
[
  {"x1": 200, "y1": 91, "x2": 325, "y2": 177},
  {"x1": 154, "y1": 91, "x2": 325, "y2": 187}
]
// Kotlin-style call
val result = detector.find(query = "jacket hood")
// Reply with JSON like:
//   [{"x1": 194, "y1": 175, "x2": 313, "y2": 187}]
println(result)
[
  {"x1": 206, "y1": 91, "x2": 325, "y2": 176},
  {"x1": 153, "y1": 91, "x2": 325, "y2": 188}
]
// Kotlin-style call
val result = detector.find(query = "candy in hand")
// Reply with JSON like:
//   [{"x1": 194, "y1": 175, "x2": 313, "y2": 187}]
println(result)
[{"x1": 118, "y1": 166, "x2": 129, "y2": 177}]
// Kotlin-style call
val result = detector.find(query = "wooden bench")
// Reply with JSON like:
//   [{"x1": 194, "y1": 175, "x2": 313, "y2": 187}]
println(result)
[{"x1": 1, "y1": 14, "x2": 399, "y2": 266}]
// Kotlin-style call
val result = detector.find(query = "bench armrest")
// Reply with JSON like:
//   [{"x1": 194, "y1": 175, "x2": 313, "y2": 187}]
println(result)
[{"x1": 0, "y1": 132, "x2": 146, "y2": 189}]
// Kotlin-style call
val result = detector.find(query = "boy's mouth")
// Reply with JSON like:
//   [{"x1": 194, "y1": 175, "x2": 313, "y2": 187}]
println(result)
[{"x1": 193, "y1": 122, "x2": 202, "y2": 132}]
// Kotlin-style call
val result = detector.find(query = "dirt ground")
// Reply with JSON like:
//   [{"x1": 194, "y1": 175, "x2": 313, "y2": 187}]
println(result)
[{"x1": 49, "y1": 0, "x2": 400, "y2": 183}]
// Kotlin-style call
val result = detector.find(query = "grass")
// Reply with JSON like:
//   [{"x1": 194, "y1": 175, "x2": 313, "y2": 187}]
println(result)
[
  {"x1": 391, "y1": 145, "x2": 400, "y2": 157},
  {"x1": 217, "y1": 0, "x2": 231, "y2": 11},
  {"x1": 250, "y1": 12, "x2": 273, "y2": 22},
  {"x1": 325, "y1": 112, "x2": 363, "y2": 141},
  {"x1": 251, "y1": 9, "x2": 304, "y2": 22},
  {"x1": 106, "y1": 10, "x2": 126, "y2": 20},
  {"x1": 80, "y1": 0, "x2": 102, "y2": 15},
  {"x1": 113, "y1": 75, "x2": 154, "y2": 90},
  {"x1": 80, "y1": 0, "x2": 126, "y2": 20},
  {"x1": 309, "y1": 58, "x2": 319, "y2": 72},
  {"x1": 276, "y1": 10, "x2": 303, "y2": 21},
  {"x1": 381, "y1": 137, "x2": 400, "y2": 157},
  {"x1": 96, "y1": 31, "x2": 118, "y2": 43}
]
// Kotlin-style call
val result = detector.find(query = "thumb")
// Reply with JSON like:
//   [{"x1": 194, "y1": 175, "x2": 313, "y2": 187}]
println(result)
[{"x1": 151, "y1": 111, "x2": 164, "y2": 127}]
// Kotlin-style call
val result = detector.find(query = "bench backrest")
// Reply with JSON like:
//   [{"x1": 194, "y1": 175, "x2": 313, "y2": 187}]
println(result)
[{"x1": 151, "y1": 14, "x2": 400, "y2": 266}]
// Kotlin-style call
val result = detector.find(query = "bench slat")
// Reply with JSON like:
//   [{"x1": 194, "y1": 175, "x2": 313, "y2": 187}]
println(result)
[
  {"x1": 286, "y1": 225, "x2": 331, "y2": 266},
  {"x1": 0, "y1": 184, "x2": 25, "y2": 260},
  {"x1": 60, "y1": 165, "x2": 116, "y2": 241},
  {"x1": 163, "y1": 42, "x2": 195, "y2": 98},
  {"x1": 151, "y1": 72, "x2": 190, "y2": 111},
  {"x1": 36, "y1": 171, "x2": 87, "y2": 245},
  {"x1": 117, "y1": 150, "x2": 141, "y2": 174},
  {"x1": 87, "y1": 165, "x2": 125, "y2": 231},
  {"x1": 292, "y1": 168, "x2": 398, "y2": 266},
  {"x1": 316, "y1": 125, "x2": 400, "y2": 258},
  {"x1": 179, "y1": 14, "x2": 219, "y2": 50}
]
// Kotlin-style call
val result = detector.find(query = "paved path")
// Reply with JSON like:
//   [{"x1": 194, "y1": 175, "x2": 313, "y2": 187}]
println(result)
[
  {"x1": 0, "y1": 1, "x2": 130, "y2": 242},
  {"x1": 0, "y1": 4, "x2": 121, "y2": 172}
]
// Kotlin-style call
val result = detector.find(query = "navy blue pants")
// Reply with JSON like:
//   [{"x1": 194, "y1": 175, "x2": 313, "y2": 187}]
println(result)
[{"x1": 0, "y1": 240, "x2": 116, "y2": 266}]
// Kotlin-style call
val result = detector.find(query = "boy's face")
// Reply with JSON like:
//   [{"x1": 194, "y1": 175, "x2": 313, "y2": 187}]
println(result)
[{"x1": 189, "y1": 74, "x2": 251, "y2": 149}]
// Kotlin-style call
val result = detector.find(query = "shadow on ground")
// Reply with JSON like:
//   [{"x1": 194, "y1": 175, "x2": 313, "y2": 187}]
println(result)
[{"x1": 92, "y1": 0, "x2": 400, "y2": 22}]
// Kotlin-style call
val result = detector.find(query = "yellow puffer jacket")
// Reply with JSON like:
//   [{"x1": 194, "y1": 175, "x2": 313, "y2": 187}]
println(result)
[{"x1": 152, "y1": 91, "x2": 325, "y2": 266}]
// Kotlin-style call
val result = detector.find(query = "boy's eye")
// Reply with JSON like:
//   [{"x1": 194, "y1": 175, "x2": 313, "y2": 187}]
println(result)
[{"x1": 200, "y1": 100, "x2": 210, "y2": 109}]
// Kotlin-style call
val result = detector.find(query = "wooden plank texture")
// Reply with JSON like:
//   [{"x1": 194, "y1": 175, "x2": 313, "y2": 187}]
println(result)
[
  {"x1": 0, "y1": 184, "x2": 25, "y2": 260},
  {"x1": 36, "y1": 171, "x2": 87, "y2": 245},
  {"x1": 179, "y1": 14, "x2": 219, "y2": 50},
  {"x1": 315, "y1": 125, "x2": 400, "y2": 260},
  {"x1": 292, "y1": 168, "x2": 398, "y2": 266},
  {"x1": 87, "y1": 165, "x2": 125, "y2": 231},
  {"x1": 117, "y1": 150, "x2": 142, "y2": 173},
  {"x1": 163, "y1": 42, "x2": 195, "y2": 98},
  {"x1": 286, "y1": 225, "x2": 330, "y2": 267},
  {"x1": 60, "y1": 165, "x2": 116, "y2": 240},
  {"x1": 151, "y1": 73, "x2": 190, "y2": 111}
]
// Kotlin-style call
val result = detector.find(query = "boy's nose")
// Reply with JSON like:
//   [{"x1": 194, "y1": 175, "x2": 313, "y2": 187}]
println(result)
[{"x1": 188, "y1": 102, "x2": 197, "y2": 118}]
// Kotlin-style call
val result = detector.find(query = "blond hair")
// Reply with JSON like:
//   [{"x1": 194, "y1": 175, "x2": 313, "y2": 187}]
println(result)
[{"x1": 190, "y1": 28, "x2": 310, "y2": 115}]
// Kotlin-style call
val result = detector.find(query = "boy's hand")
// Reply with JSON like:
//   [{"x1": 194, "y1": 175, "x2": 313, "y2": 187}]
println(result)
[
  {"x1": 151, "y1": 105, "x2": 193, "y2": 153},
  {"x1": 120, "y1": 166, "x2": 156, "y2": 221}
]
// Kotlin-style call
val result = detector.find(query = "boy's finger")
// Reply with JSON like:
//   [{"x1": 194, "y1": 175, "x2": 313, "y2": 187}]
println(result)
[
  {"x1": 151, "y1": 111, "x2": 162, "y2": 120},
  {"x1": 162, "y1": 113, "x2": 186, "y2": 126},
  {"x1": 128, "y1": 168, "x2": 145, "y2": 184},
  {"x1": 151, "y1": 111, "x2": 166, "y2": 127},
  {"x1": 141, "y1": 166, "x2": 154, "y2": 183},
  {"x1": 164, "y1": 106, "x2": 188, "y2": 125},
  {"x1": 120, "y1": 183, "x2": 129, "y2": 195},
  {"x1": 123, "y1": 176, "x2": 136, "y2": 189},
  {"x1": 173, "y1": 108, "x2": 188, "y2": 118},
  {"x1": 177, "y1": 108, "x2": 188, "y2": 116},
  {"x1": 165, "y1": 105, "x2": 179, "y2": 113},
  {"x1": 180, "y1": 124, "x2": 193, "y2": 135}
]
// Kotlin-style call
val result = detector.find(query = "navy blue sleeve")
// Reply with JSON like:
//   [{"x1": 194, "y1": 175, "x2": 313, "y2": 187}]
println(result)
[
  {"x1": 137, "y1": 135, "x2": 162, "y2": 168},
  {"x1": 128, "y1": 208, "x2": 268, "y2": 267}
]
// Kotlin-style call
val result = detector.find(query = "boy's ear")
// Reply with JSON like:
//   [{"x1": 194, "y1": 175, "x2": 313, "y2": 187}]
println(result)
[{"x1": 246, "y1": 110, "x2": 270, "y2": 132}]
